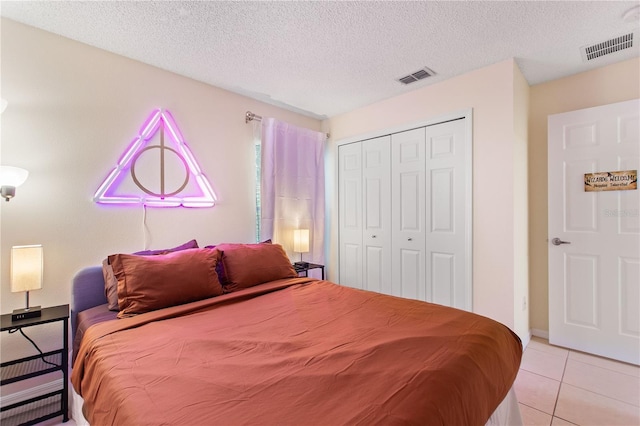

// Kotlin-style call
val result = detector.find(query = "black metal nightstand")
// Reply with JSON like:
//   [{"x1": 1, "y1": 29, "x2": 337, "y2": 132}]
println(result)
[
  {"x1": 293, "y1": 263, "x2": 325, "y2": 280},
  {"x1": 1, "y1": 304, "x2": 70, "y2": 425}
]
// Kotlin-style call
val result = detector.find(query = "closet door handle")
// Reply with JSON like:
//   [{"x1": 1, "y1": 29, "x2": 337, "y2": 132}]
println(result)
[
  {"x1": 371, "y1": 235, "x2": 377, "y2": 238},
  {"x1": 407, "y1": 238, "x2": 413, "y2": 241}
]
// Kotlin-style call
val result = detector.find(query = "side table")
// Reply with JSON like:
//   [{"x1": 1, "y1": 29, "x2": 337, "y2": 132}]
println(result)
[
  {"x1": 1, "y1": 305, "x2": 70, "y2": 426},
  {"x1": 294, "y1": 263, "x2": 325, "y2": 280}
]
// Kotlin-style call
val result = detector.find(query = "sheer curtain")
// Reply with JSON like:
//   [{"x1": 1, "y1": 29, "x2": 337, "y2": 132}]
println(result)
[{"x1": 260, "y1": 118, "x2": 325, "y2": 266}]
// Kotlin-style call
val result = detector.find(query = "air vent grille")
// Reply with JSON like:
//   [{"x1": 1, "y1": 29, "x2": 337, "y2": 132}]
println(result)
[
  {"x1": 397, "y1": 67, "x2": 436, "y2": 85},
  {"x1": 582, "y1": 33, "x2": 634, "y2": 61}
]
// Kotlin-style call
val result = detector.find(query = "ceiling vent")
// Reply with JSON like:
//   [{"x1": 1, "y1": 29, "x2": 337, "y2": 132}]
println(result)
[
  {"x1": 581, "y1": 33, "x2": 634, "y2": 62},
  {"x1": 398, "y1": 67, "x2": 436, "y2": 85}
]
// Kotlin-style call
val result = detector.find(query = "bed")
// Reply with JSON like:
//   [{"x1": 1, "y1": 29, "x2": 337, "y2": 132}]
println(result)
[{"x1": 70, "y1": 242, "x2": 523, "y2": 425}]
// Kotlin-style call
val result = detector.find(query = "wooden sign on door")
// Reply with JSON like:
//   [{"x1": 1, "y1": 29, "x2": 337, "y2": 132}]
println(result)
[{"x1": 584, "y1": 170, "x2": 637, "y2": 192}]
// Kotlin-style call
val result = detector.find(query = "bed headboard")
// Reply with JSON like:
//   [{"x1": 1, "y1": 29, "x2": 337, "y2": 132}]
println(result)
[{"x1": 71, "y1": 266, "x2": 107, "y2": 339}]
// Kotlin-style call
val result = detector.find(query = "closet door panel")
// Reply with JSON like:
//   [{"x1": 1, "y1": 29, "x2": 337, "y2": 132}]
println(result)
[
  {"x1": 431, "y1": 252, "x2": 455, "y2": 306},
  {"x1": 392, "y1": 128, "x2": 426, "y2": 300},
  {"x1": 338, "y1": 143, "x2": 363, "y2": 289},
  {"x1": 425, "y1": 119, "x2": 468, "y2": 308},
  {"x1": 430, "y1": 168, "x2": 454, "y2": 232},
  {"x1": 399, "y1": 248, "x2": 423, "y2": 300},
  {"x1": 363, "y1": 136, "x2": 392, "y2": 294}
]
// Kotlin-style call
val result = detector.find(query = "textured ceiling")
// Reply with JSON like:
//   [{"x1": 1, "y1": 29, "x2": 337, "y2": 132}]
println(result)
[{"x1": 1, "y1": 1, "x2": 639, "y2": 119}]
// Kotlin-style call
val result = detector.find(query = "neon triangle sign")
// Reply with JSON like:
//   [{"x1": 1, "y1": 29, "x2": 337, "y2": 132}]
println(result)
[{"x1": 94, "y1": 109, "x2": 217, "y2": 207}]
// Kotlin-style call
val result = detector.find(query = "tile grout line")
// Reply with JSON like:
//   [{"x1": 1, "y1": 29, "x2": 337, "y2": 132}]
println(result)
[
  {"x1": 518, "y1": 401, "x2": 548, "y2": 412},
  {"x1": 568, "y1": 352, "x2": 640, "y2": 379},
  {"x1": 550, "y1": 348, "x2": 570, "y2": 420},
  {"x1": 516, "y1": 366, "x2": 561, "y2": 417},
  {"x1": 526, "y1": 345, "x2": 570, "y2": 360}
]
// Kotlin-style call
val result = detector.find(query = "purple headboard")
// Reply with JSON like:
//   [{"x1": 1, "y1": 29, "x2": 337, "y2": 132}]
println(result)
[{"x1": 71, "y1": 266, "x2": 107, "y2": 340}]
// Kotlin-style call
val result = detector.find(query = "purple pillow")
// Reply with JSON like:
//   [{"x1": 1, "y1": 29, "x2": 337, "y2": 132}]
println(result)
[
  {"x1": 133, "y1": 239, "x2": 199, "y2": 256},
  {"x1": 205, "y1": 239, "x2": 271, "y2": 291},
  {"x1": 204, "y1": 245, "x2": 229, "y2": 287},
  {"x1": 103, "y1": 239, "x2": 199, "y2": 311}
]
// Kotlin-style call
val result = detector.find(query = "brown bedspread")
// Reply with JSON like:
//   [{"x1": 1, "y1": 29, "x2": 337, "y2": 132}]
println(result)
[{"x1": 72, "y1": 278, "x2": 522, "y2": 425}]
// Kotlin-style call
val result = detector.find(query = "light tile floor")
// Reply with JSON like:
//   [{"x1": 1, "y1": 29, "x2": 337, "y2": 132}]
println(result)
[{"x1": 515, "y1": 337, "x2": 640, "y2": 425}]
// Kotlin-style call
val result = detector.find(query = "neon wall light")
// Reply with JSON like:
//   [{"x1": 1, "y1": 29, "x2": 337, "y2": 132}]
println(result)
[{"x1": 94, "y1": 109, "x2": 217, "y2": 207}]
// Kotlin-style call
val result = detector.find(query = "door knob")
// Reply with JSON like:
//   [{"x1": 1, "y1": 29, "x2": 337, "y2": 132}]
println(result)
[
  {"x1": 551, "y1": 237, "x2": 571, "y2": 246},
  {"x1": 371, "y1": 235, "x2": 377, "y2": 238},
  {"x1": 407, "y1": 238, "x2": 413, "y2": 241}
]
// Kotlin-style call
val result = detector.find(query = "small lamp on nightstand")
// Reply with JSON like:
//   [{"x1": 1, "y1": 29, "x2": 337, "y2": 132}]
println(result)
[
  {"x1": 293, "y1": 229, "x2": 310, "y2": 268},
  {"x1": 11, "y1": 245, "x2": 44, "y2": 321}
]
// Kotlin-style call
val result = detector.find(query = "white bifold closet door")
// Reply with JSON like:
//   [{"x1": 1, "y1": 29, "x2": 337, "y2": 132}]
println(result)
[
  {"x1": 424, "y1": 119, "x2": 468, "y2": 309},
  {"x1": 339, "y1": 117, "x2": 469, "y2": 310},
  {"x1": 338, "y1": 136, "x2": 392, "y2": 292},
  {"x1": 338, "y1": 142, "x2": 363, "y2": 289},
  {"x1": 363, "y1": 136, "x2": 392, "y2": 295},
  {"x1": 391, "y1": 127, "x2": 427, "y2": 300}
]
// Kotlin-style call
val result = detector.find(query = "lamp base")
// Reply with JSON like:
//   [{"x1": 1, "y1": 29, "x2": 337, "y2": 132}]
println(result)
[{"x1": 12, "y1": 306, "x2": 42, "y2": 321}]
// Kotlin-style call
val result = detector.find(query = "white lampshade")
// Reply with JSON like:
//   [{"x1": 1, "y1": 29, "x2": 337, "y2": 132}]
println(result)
[
  {"x1": 1, "y1": 166, "x2": 29, "y2": 201},
  {"x1": 293, "y1": 229, "x2": 310, "y2": 253},
  {"x1": 0, "y1": 166, "x2": 29, "y2": 188},
  {"x1": 11, "y1": 245, "x2": 44, "y2": 293}
]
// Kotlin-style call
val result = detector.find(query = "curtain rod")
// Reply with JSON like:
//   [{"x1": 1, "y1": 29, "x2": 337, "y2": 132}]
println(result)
[
  {"x1": 245, "y1": 111, "x2": 262, "y2": 123},
  {"x1": 245, "y1": 111, "x2": 330, "y2": 138}
]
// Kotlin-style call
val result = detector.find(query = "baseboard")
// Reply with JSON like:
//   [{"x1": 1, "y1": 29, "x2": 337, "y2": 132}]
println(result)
[
  {"x1": 0, "y1": 378, "x2": 63, "y2": 414},
  {"x1": 520, "y1": 330, "x2": 532, "y2": 349},
  {"x1": 531, "y1": 328, "x2": 549, "y2": 340}
]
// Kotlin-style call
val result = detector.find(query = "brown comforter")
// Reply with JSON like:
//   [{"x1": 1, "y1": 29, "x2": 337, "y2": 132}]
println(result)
[{"x1": 72, "y1": 278, "x2": 522, "y2": 425}]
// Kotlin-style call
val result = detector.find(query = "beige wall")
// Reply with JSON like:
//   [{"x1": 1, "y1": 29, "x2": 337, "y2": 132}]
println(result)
[
  {"x1": 0, "y1": 19, "x2": 321, "y2": 364},
  {"x1": 513, "y1": 63, "x2": 530, "y2": 340},
  {"x1": 528, "y1": 57, "x2": 640, "y2": 333},
  {"x1": 325, "y1": 59, "x2": 528, "y2": 338}
]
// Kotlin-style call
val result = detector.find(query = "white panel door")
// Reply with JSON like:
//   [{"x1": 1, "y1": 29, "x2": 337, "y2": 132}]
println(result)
[
  {"x1": 362, "y1": 136, "x2": 392, "y2": 294},
  {"x1": 392, "y1": 128, "x2": 427, "y2": 300},
  {"x1": 338, "y1": 142, "x2": 363, "y2": 289},
  {"x1": 425, "y1": 119, "x2": 469, "y2": 309},
  {"x1": 548, "y1": 99, "x2": 640, "y2": 365}
]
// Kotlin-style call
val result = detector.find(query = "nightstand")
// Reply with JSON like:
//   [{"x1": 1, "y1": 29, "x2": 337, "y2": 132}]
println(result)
[
  {"x1": 293, "y1": 262, "x2": 325, "y2": 280},
  {"x1": 1, "y1": 304, "x2": 70, "y2": 426}
]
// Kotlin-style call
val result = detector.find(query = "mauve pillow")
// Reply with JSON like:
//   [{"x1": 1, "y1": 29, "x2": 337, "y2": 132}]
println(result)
[
  {"x1": 102, "y1": 239, "x2": 199, "y2": 311},
  {"x1": 216, "y1": 243, "x2": 297, "y2": 292},
  {"x1": 133, "y1": 239, "x2": 198, "y2": 256},
  {"x1": 205, "y1": 239, "x2": 272, "y2": 287},
  {"x1": 102, "y1": 259, "x2": 119, "y2": 311},
  {"x1": 109, "y1": 248, "x2": 223, "y2": 318}
]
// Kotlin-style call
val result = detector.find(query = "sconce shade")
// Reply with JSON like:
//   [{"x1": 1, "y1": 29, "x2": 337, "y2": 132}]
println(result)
[
  {"x1": 0, "y1": 166, "x2": 29, "y2": 187},
  {"x1": 11, "y1": 245, "x2": 44, "y2": 293},
  {"x1": 293, "y1": 229, "x2": 310, "y2": 253},
  {"x1": 0, "y1": 166, "x2": 29, "y2": 201}
]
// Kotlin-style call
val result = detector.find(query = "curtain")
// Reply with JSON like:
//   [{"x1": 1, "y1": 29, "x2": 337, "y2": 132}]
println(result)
[{"x1": 260, "y1": 118, "x2": 325, "y2": 266}]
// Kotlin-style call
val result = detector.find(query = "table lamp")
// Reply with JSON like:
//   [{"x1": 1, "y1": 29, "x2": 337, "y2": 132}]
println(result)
[
  {"x1": 293, "y1": 229, "x2": 309, "y2": 267},
  {"x1": 11, "y1": 245, "x2": 43, "y2": 321}
]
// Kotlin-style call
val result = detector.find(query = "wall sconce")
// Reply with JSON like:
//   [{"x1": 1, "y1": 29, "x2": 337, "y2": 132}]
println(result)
[
  {"x1": 0, "y1": 166, "x2": 29, "y2": 201},
  {"x1": 293, "y1": 229, "x2": 310, "y2": 267},
  {"x1": 11, "y1": 245, "x2": 44, "y2": 321}
]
